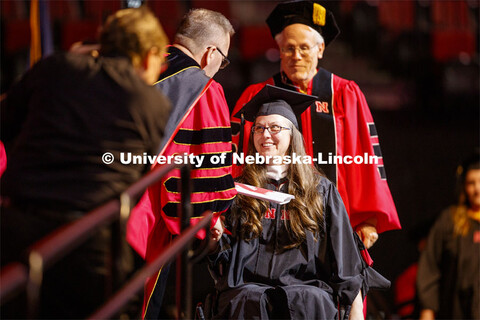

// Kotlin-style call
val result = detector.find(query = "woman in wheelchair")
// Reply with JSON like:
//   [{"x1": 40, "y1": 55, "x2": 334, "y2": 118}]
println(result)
[{"x1": 208, "y1": 85, "x2": 388, "y2": 319}]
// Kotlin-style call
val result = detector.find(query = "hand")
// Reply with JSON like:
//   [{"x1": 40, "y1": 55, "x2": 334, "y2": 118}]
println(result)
[
  {"x1": 419, "y1": 309, "x2": 435, "y2": 320},
  {"x1": 349, "y1": 291, "x2": 364, "y2": 320},
  {"x1": 69, "y1": 41, "x2": 100, "y2": 57},
  {"x1": 210, "y1": 215, "x2": 225, "y2": 242},
  {"x1": 208, "y1": 216, "x2": 225, "y2": 253},
  {"x1": 356, "y1": 223, "x2": 378, "y2": 249}
]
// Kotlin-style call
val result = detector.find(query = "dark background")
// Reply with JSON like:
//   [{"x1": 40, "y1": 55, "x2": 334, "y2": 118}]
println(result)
[{"x1": 1, "y1": 0, "x2": 479, "y2": 317}]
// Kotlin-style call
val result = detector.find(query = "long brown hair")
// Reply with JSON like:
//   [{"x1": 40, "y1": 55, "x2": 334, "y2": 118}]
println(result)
[
  {"x1": 452, "y1": 159, "x2": 480, "y2": 236},
  {"x1": 231, "y1": 122, "x2": 324, "y2": 248}
]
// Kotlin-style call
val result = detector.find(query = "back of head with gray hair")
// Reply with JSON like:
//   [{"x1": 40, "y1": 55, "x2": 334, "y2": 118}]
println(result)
[{"x1": 174, "y1": 8, "x2": 234, "y2": 55}]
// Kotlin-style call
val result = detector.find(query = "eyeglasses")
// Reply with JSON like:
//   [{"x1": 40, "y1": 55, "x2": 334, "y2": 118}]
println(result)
[
  {"x1": 280, "y1": 44, "x2": 318, "y2": 57},
  {"x1": 216, "y1": 47, "x2": 230, "y2": 69},
  {"x1": 214, "y1": 47, "x2": 230, "y2": 69},
  {"x1": 252, "y1": 125, "x2": 291, "y2": 135}
]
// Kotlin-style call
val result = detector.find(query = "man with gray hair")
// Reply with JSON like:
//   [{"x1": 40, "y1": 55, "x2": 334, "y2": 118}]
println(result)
[
  {"x1": 126, "y1": 8, "x2": 236, "y2": 319},
  {"x1": 173, "y1": 8, "x2": 233, "y2": 77},
  {"x1": 232, "y1": 0, "x2": 401, "y2": 253}
]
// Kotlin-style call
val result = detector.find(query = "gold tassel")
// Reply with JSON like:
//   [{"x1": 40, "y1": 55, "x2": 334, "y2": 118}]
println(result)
[{"x1": 313, "y1": 3, "x2": 326, "y2": 26}]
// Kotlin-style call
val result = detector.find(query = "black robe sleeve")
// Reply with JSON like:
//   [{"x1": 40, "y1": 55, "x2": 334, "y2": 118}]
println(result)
[
  {"x1": 416, "y1": 208, "x2": 452, "y2": 312},
  {"x1": 320, "y1": 177, "x2": 391, "y2": 307},
  {"x1": 319, "y1": 178, "x2": 365, "y2": 305}
]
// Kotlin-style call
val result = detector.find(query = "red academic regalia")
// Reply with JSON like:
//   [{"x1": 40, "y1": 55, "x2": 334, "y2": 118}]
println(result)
[
  {"x1": 231, "y1": 70, "x2": 400, "y2": 234},
  {"x1": 394, "y1": 263, "x2": 418, "y2": 318},
  {"x1": 0, "y1": 141, "x2": 6, "y2": 176},
  {"x1": 126, "y1": 47, "x2": 236, "y2": 318}
]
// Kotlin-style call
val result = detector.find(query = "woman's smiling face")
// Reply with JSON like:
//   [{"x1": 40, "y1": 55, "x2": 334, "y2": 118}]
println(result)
[{"x1": 253, "y1": 114, "x2": 292, "y2": 159}]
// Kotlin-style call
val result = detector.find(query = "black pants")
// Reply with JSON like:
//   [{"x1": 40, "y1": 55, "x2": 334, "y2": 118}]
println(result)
[{"x1": 1, "y1": 204, "x2": 133, "y2": 319}]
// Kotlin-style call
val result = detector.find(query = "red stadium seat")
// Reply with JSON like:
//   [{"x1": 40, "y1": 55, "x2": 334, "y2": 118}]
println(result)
[
  {"x1": 61, "y1": 20, "x2": 100, "y2": 51},
  {"x1": 83, "y1": 0, "x2": 121, "y2": 23},
  {"x1": 430, "y1": 0, "x2": 476, "y2": 62},
  {"x1": 4, "y1": 20, "x2": 30, "y2": 53},
  {"x1": 378, "y1": 0, "x2": 415, "y2": 34},
  {"x1": 239, "y1": 25, "x2": 277, "y2": 61},
  {"x1": 191, "y1": 0, "x2": 231, "y2": 19},
  {"x1": 148, "y1": 1, "x2": 186, "y2": 42}
]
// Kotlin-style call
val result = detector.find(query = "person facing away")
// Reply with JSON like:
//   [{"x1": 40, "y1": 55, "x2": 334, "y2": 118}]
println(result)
[
  {"x1": 209, "y1": 85, "x2": 390, "y2": 320},
  {"x1": 417, "y1": 154, "x2": 480, "y2": 320},
  {"x1": 0, "y1": 6, "x2": 170, "y2": 318},
  {"x1": 125, "y1": 8, "x2": 237, "y2": 319},
  {"x1": 231, "y1": 0, "x2": 401, "y2": 251}
]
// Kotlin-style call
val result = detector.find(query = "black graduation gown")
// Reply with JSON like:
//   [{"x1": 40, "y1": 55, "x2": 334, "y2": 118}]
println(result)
[
  {"x1": 209, "y1": 177, "x2": 387, "y2": 319},
  {"x1": 417, "y1": 207, "x2": 480, "y2": 319}
]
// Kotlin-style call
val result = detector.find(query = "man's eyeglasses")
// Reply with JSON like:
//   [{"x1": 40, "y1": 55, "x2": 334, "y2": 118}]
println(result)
[
  {"x1": 252, "y1": 125, "x2": 291, "y2": 135},
  {"x1": 214, "y1": 47, "x2": 230, "y2": 69},
  {"x1": 280, "y1": 44, "x2": 318, "y2": 57}
]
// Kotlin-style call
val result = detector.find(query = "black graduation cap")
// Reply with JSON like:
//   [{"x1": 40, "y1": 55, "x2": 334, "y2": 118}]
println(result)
[
  {"x1": 233, "y1": 85, "x2": 317, "y2": 129},
  {"x1": 266, "y1": 0, "x2": 340, "y2": 47}
]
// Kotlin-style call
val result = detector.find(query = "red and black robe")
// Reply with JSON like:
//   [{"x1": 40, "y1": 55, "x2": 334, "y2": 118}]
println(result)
[
  {"x1": 231, "y1": 69, "x2": 401, "y2": 234},
  {"x1": 126, "y1": 47, "x2": 236, "y2": 318}
]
